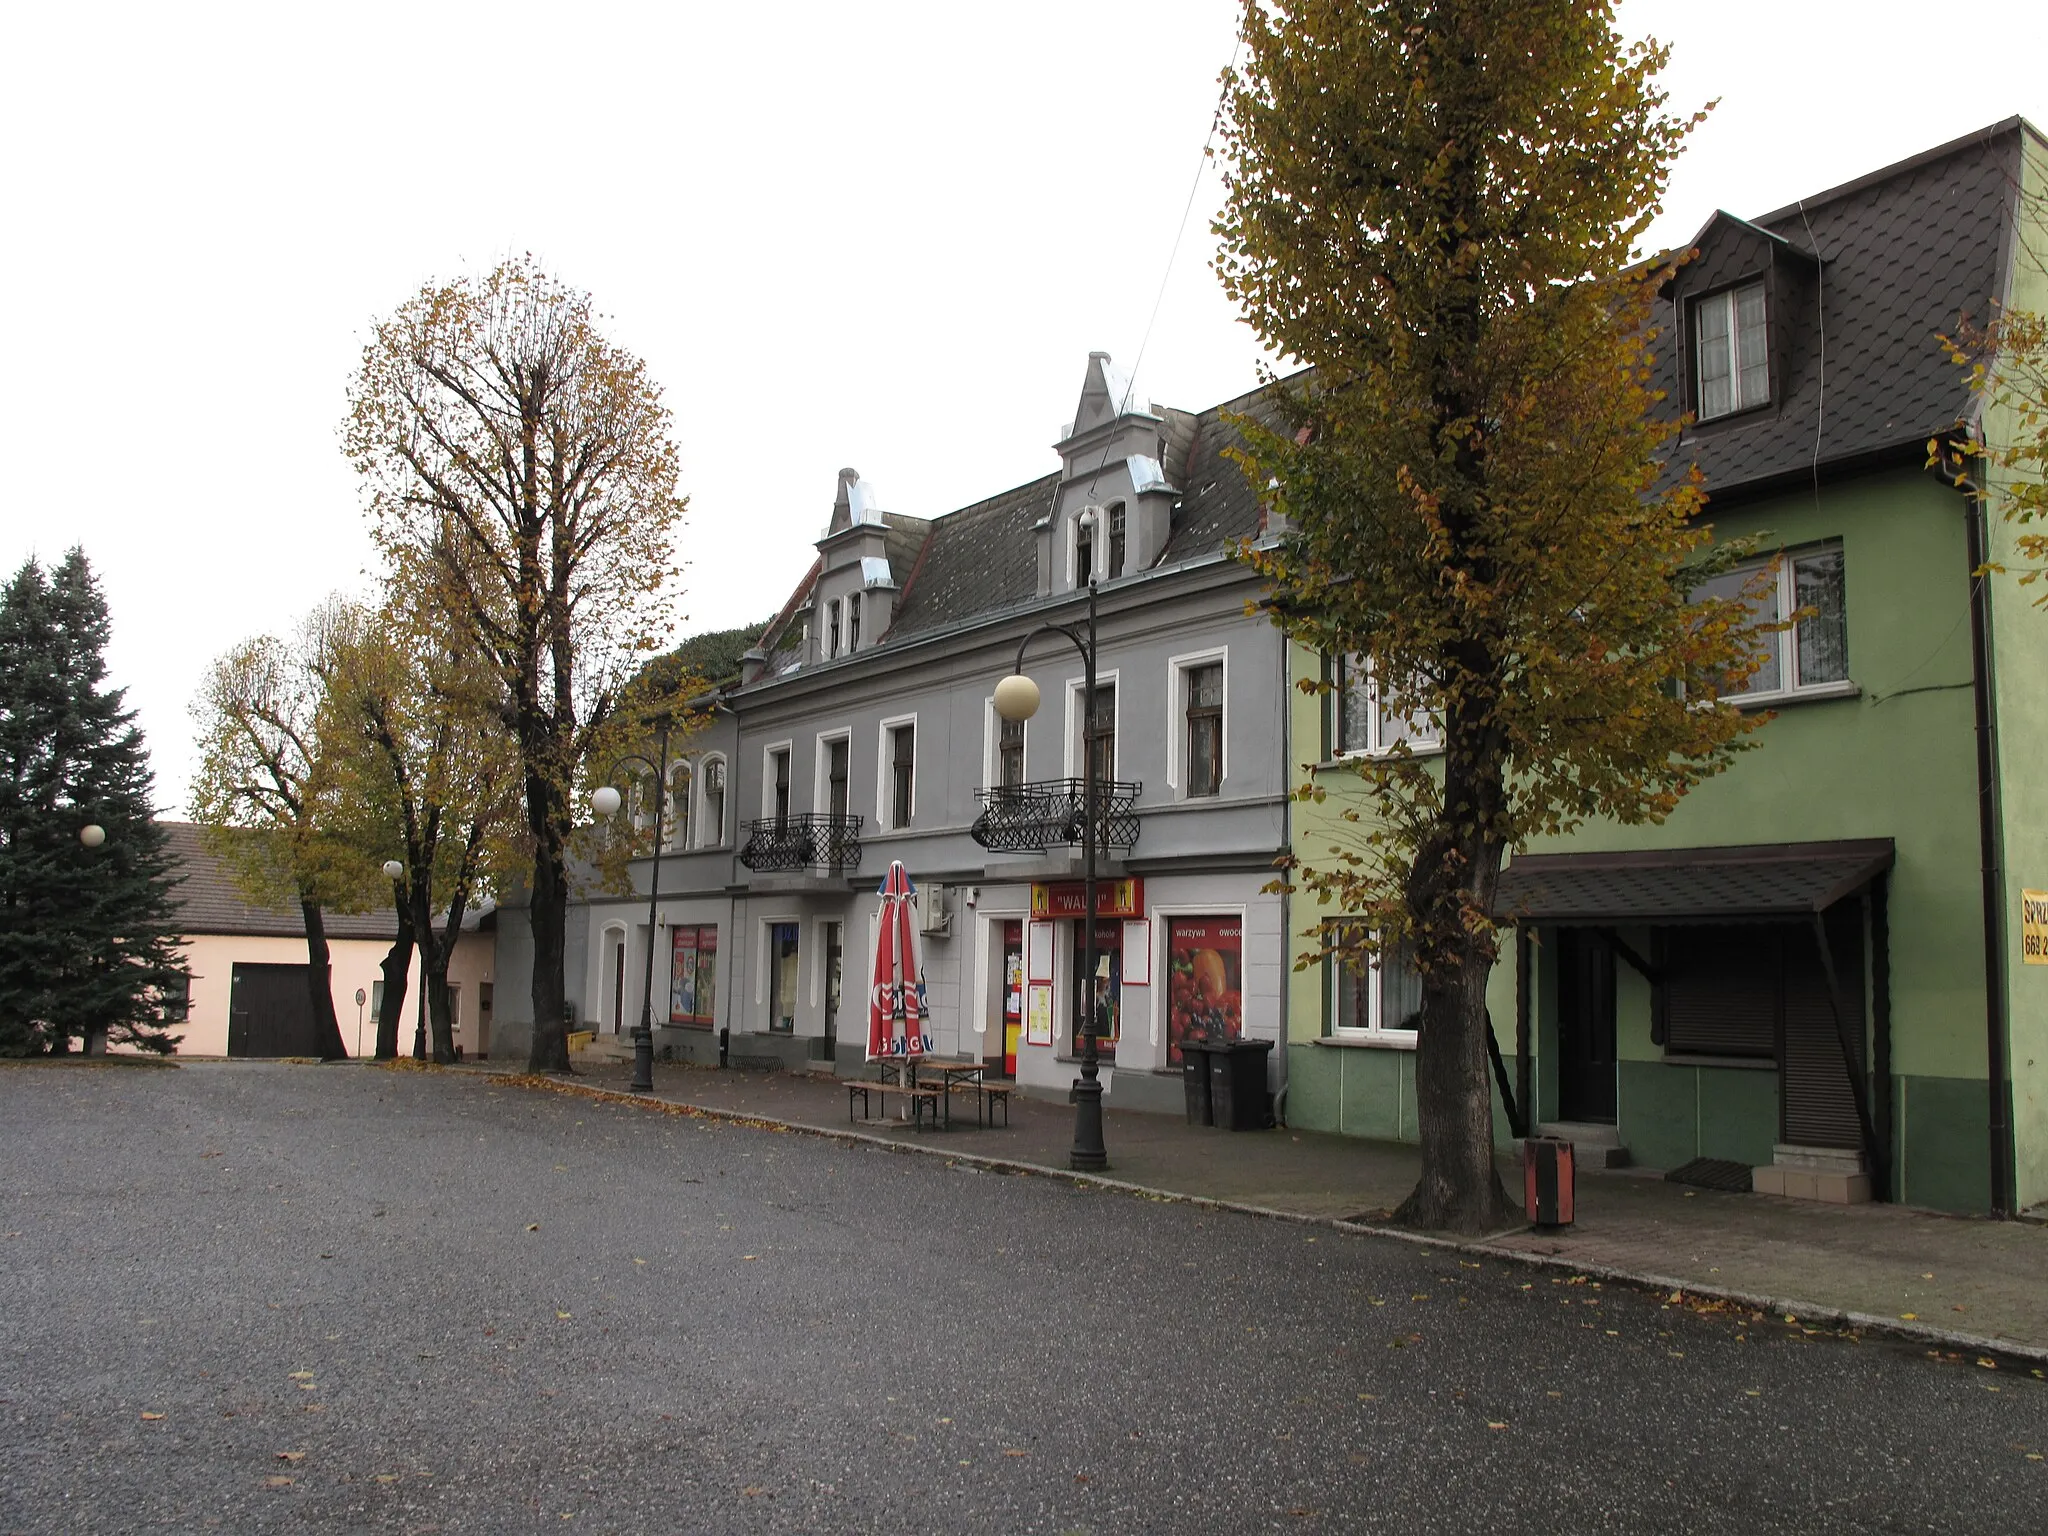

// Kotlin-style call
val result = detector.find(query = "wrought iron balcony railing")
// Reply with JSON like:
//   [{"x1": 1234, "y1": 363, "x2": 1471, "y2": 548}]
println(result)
[
  {"x1": 739, "y1": 813, "x2": 864, "y2": 874},
  {"x1": 970, "y1": 778, "x2": 1141, "y2": 855}
]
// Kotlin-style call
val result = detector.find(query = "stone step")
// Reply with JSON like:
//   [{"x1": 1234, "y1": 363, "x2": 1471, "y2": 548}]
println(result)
[{"x1": 1534, "y1": 1122, "x2": 1632, "y2": 1169}]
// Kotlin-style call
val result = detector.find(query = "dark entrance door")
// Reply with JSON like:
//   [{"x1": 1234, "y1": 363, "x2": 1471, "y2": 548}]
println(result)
[
  {"x1": 821, "y1": 921, "x2": 842, "y2": 1062},
  {"x1": 226, "y1": 962, "x2": 325, "y2": 1057},
  {"x1": 1555, "y1": 929, "x2": 1617, "y2": 1123}
]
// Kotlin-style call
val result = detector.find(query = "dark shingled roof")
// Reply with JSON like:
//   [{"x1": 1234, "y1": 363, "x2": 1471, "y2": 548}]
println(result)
[
  {"x1": 1661, "y1": 119, "x2": 2031, "y2": 497},
  {"x1": 1157, "y1": 380, "x2": 1291, "y2": 566},
  {"x1": 880, "y1": 511, "x2": 933, "y2": 587},
  {"x1": 885, "y1": 375, "x2": 1296, "y2": 641},
  {"x1": 1494, "y1": 839, "x2": 1895, "y2": 924},
  {"x1": 162, "y1": 821, "x2": 402, "y2": 941},
  {"x1": 885, "y1": 474, "x2": 1059, "y2": 639}
]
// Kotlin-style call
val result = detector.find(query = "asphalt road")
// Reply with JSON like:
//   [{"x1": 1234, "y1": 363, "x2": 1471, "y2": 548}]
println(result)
[{"x1": 3, "y1": 1063, "x2": 2045, "y2": 1534}]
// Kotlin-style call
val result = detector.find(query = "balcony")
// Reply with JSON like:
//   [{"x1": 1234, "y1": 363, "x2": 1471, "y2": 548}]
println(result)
[
  {"x1": 970, "y1": 778, "x2": 1141, "y2": 854},
  {"x1": 739, "y1": 813, "x2": 864, "y2": 874}
]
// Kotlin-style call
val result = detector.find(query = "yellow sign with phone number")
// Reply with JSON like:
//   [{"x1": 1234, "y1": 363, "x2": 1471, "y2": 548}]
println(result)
[{"x1": 2023, "y1": 889, "x2": 2048, "y2": 965}]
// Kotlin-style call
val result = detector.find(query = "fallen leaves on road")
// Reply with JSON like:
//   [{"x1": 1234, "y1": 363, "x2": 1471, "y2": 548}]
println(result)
[
  {"x1": 139, "y1": 1412, "x2": 163, "y2": 1421},
  {"x1": 1003, "y1": 1449, "x2": 1030, "y2": 1458},
  {"x1": 265, "y1": 1476, "x2": 294, "y2": 1488},
  {"x1": 275, "y1": 1451, "x2": 304, "y2": 1463}
]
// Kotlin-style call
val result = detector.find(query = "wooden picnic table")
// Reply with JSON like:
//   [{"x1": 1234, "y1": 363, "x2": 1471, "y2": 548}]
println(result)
[{"x1": 849, "y1": 1057, "x2": 1010, "y2": 1129}]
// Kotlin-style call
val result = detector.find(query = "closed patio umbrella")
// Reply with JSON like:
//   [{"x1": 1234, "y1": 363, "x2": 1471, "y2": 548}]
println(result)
[{"x1": 867, "y1": 860, "x2": 930, "y2": 1062}]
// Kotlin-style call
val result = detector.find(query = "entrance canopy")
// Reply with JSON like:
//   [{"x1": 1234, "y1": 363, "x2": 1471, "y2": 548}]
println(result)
[{"x1": 1493, "y1": 839, "x2": 1894, "y2": 926}]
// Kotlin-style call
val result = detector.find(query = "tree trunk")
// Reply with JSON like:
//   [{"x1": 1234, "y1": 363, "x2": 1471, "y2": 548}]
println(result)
[
  {"x1": 375, "y1": 909, "x2": 413, "y2": 1060},
  {"x1": 298, "y1": 898, "x2": 349, "y2": 1061},
  {"x1": 1393, "y1": 810, "x2": 1517, "y2": 1235},
  {"x1": 524, "y1": 763, "x2": 571, "y2": 1073}
]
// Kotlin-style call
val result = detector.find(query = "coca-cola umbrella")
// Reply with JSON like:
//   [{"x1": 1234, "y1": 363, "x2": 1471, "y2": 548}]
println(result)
[{"x1": 867, "y1": 860, "x2": 931, "y2": 1062}]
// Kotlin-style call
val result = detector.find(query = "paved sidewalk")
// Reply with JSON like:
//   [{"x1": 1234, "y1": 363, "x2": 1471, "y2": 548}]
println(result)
[{"x1": 467, "y1": 1055, "x2": 2048, "y2": 1362}]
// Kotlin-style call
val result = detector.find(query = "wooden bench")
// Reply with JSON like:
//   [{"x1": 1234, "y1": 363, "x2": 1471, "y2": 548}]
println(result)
[
  {"x1": 846, "y1": 1079, "x2": 941, "y2": 1129},
  {"x1": 941, "y1": 1077, "x2": 1014, "y2": 1127},
  {"x1": 976, "y1": 1079, "x2": 1014, "y2": 1127}
]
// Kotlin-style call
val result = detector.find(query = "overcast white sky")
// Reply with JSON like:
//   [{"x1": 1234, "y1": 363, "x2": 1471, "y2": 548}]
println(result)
[{"x1": 4, "y1": 1, "x2": 2044, "y2": 813}]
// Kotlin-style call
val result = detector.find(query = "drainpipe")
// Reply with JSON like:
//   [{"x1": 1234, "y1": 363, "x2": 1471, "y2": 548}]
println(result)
[
  {"x1": 1945, "y1": 440, "x2": 2015, "y2": 1215},
  {"x1": 1964, "y1": 490, "x2": 2016, "y2": 1215}
]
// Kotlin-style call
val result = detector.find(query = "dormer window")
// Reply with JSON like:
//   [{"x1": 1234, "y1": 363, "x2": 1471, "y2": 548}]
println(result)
[
  {"x1": 827, "y1": 599, "x2": 842, "y2": 658},
  {"x1": 1075, "y1": 515, "x2": 1095, "y2": 587},
  {"x1": 1107, "y1": 505, "x2": 1126, "y2": 581},
  {"x1": 1696, "y1": 281, "x2": 1769, "y2": 420},
  {"x1": 847, "y1": 592, "x2": 861, "y2": 651}
]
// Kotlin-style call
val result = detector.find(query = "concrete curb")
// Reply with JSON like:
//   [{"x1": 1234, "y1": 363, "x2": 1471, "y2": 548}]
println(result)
[{"x1": 478, "y1": 1064, "x2": 2048, "y2": 1371}]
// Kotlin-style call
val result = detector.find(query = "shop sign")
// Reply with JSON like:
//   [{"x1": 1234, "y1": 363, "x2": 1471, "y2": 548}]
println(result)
[
  {"x1": 1031, "y1": 878, "x2": 1144, "y2": 920},
  {"x1": 2024, "y1": 889, "x2": 2048, "y2": 966}
]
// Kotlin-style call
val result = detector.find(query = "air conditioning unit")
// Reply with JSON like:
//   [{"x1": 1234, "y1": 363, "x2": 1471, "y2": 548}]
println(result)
[{"x1": 917, "y1": 881, "x2": 951, "y2": 937}]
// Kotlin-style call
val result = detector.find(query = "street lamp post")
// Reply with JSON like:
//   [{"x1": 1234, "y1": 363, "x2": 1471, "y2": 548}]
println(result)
[
  {"x1": 993, "y1": 506, "x2": 1107, "y2": 1172},
  {"x1": 591, "y1": 712, "x2": 676, "y2": 1095}
]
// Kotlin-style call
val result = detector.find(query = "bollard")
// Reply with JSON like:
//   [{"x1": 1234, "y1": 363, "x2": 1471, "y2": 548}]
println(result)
[{"x1": 1523, "y1": 1136, "x2": 1575, "y2": 1232}]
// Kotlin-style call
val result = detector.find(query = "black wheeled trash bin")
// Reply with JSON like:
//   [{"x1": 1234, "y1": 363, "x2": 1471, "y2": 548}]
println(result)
[
  {"x1": 1207, "y1": 1038, "x2": 1275, "y2": 1132},
  {"x1": 1181, "y1": 1042, "x2": 1215, "y2": 1125}
]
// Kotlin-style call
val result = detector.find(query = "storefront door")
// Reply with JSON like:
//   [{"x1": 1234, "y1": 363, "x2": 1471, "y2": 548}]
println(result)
[
  {"x1": 1070, "y1": 919, "x2": 1122, "y2": 1061},
  {"x1": 1001, "y1": 920, "x2": 1023, "y2": 1076},
  {"x1": 769, "y1": 922, "x2": 800, "y2": 1033}
]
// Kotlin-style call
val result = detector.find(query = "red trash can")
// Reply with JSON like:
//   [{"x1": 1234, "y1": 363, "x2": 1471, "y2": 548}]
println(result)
[{"x1": 1523, "y1": 1137, "x2": 1575, "y2": 1231}]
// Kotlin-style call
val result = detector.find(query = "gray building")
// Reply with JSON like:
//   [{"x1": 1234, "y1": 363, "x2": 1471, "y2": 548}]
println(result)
[{"x1": 499, "y1": 354, "x2": 1292, "y2": 1116}]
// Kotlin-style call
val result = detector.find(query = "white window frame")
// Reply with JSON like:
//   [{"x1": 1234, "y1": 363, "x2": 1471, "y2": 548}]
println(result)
[
  {"x1": 663, "y1": 759, "x2": 692, "y2": 852},
  {"x1": 1063, "y1": 669, "x2": 1120, "y2": 781},
  {"x1": 760, "y1": 740, "x2": 794, "y2": 822},
  {"x1": 1695, "y1": 280, "x2": 1769, "y2": 421},
  {"x1": 1067, "y1": 507, "x2": 1095, "y2": 589},
  {"x1": 696, "y1": 753, "x2": 727, "y2": 848},
  {"x1": 1330, "y1": 653, "x2": 1442, "y2": 760},
  {"x1": 1699, "y1": 543, "x2": 1854, "y2": 704},
  {"x1": 876, "y1": 713, "x2": 917, "y2": 831},
  {"x1": 814, "y1": 728, "x2": 854, "y2": 818},
  {"x1": 1326, "y1": 922, "x2": 1420, "y2": 1048},
  {"x1": 1165, "y1": 647, "x2": 1229, "y2": 798},
  {"x1": 982, "y1": 697, "x2": 1028, "y2": 791}
]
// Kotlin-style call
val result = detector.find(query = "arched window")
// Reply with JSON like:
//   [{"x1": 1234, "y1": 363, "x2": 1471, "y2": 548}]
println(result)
[
  {"x1": 665, "y1": 762, "x2": 692, "y2": 851},
  {"x1": 699, "y1": 755, "x2": 727, "y2": 847}
]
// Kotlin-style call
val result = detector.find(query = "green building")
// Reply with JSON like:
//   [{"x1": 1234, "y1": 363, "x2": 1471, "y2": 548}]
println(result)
[{"x1": 1281, "y1": 120, "x2": 2048, "y2": 1215}]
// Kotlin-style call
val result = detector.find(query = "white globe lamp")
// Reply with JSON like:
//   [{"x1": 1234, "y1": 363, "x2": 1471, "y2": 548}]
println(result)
[
  {"x1": 79, "y1": 824, "x2": 105, "y2": 848},
  {"x1": 381, "y1": 860, "x2": 404, "y2": 880},
  {"x1": 591, "y1": 785, "x2": 623, "y2": 817},
  {"x1": 993, "y1": 673, "x2": 1041, "y2": 723}
]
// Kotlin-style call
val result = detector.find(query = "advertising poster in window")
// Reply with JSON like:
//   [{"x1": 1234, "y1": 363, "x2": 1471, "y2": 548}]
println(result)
[
  {"x1": 1166, "y1": 915, "x2": 1242, "y2": 1065},
  {"x1": 1026, "y1": 983, "x2": 1054, "y2": 1046},
  {"x1": 669, "y1": 925, "x2": 718, "y2": 1026}
]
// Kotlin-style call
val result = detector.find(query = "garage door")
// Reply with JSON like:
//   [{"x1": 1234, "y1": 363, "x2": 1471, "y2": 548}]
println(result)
[{"x1": 227, "y1": 962, "x2": 326, "y2": 1057}]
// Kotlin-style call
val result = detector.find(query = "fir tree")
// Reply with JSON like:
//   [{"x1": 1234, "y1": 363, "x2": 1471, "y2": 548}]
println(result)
[{"x1": 0, "y1": 551, "x2": 187, "y2": 1055}]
